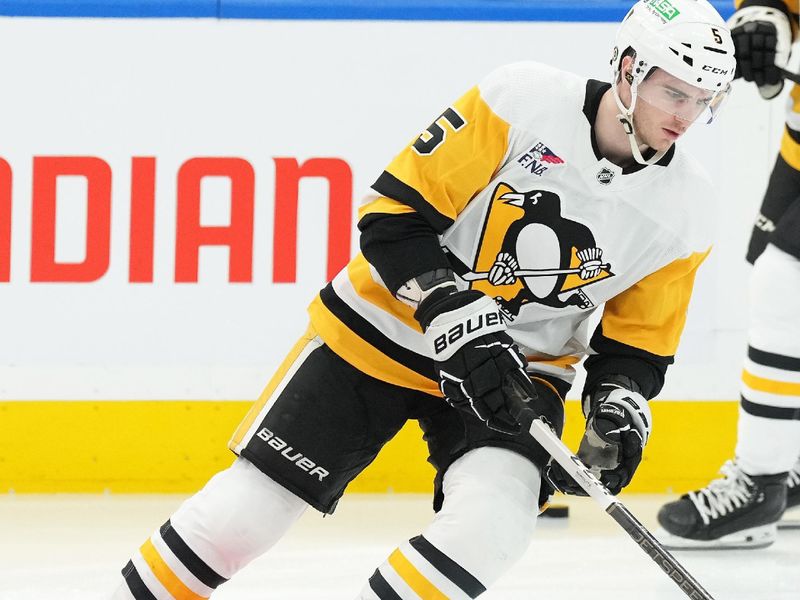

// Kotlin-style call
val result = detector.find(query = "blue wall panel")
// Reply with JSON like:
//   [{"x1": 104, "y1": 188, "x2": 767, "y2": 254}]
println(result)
[
  {"x1": 0, "y1": 0, "x2": 734, "y2": 21},
  {"x1": 0, "y1": 0, "x2": 218, "y2": 17},
  {"x1": 220, "y1": 1, "x2": 734, "y2": 22}
]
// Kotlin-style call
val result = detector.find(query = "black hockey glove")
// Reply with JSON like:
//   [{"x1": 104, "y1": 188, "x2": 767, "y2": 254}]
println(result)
[
  {"x1": 545, "y1": 376, "x2": 651, "y2": 496},
  {"x1": 729, "y1": 6, "x2": 792, "y2": 99},
  {"x1": 416, "y1": 288, "x2": 536, "y2": 435}
]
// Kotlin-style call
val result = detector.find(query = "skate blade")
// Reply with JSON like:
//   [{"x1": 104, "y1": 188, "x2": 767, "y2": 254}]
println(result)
[
  {"x1": 778, "y1": 505, "x2": 800, "y2": 529},
  {"x1": 654, "y1": 524, "x2": 776, "y2": 550}
]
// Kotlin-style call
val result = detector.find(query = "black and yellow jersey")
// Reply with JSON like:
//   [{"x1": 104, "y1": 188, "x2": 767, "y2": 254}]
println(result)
[
  {"x1": 308, "y1": 61, "x2": 716, "y2": 400},
  {"x1": 736, "y1": 0, "x2": 800, "y2": 263},
  {"x1": 753, "y1": 0, "x2": 800, "y2": 172}
]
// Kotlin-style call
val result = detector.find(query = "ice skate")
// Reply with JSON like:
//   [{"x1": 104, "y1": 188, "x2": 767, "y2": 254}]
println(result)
[
  {"x1": 778, "y1": 459, "x2": 800, "y2": 530},
  {"x1": 656, "y1": 460, "x2": 787, "y2": 549}
]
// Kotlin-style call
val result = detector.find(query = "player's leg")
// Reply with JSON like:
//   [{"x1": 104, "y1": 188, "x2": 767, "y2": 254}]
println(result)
[
  {"x1": 357, "y1": 378, "x2": 564, "y2": 599},
  {"x1": 111, "y1": 457, "x2": 308, "y2": 600},
  {"x1": 110, "y1": 328, "x2": 411, "y2": 599},
  {"x1": 658, "y1": 241, "x2": 800, "y2": 549}
]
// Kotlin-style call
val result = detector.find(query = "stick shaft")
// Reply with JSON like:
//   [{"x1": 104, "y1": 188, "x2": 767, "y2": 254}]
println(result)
[
  {"x1": 461, "y1": 264, "x2": 610, "y2": 281},
  {"x1": 780, "y1": 68, "x2": 800, "y2": 85},
  {"x1": 528, "y1": 419, "x2": 716, "y2": 600},
  {"x1": 606, "y1": 504, "x2": 716, "y2": 600}
]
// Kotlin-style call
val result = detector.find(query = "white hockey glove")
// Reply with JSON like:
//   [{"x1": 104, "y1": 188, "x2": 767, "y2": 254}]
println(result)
[
  {"x1": 414, "y1": 286, "x2": 536, "y2": 435},
  {"x1": 728, "y1": 5, "x2": 793, "y2": 99},
  {"x1": 546, "y1": 376, "x2": 651, "y2": 495}
]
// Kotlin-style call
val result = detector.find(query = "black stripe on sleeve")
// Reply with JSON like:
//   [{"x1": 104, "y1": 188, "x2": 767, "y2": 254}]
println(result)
[
  {"x1": 159, "y1": 520, "x2": 228, "y2": 588},
  {"x1": 359, "y1": 212, "x2": 452, "y2": 295},
  {"x1": 320, "y1": 284, "x2": 436, "y2": 381},
  {"x1": 741, "y1": 396, "x2": 800, "y2": 421},
  {"x1": 122, "y1": 561, "x2": 158, "y2": 600},
  {"x1": 748, "y1": 346, "x2": 800, "y2": 372},
  {"x1": 408, "y1": 535, "x2": 486, "y2": 598},
  {"x1": 372, "y1": 171, "x2": 454, "y2": 233},
  {"x1": 583, "y1": 323, "x2": 673, "y2": 399},
  {"x1": 368, "y1": 569, "x2": 404, "y2": 600}
]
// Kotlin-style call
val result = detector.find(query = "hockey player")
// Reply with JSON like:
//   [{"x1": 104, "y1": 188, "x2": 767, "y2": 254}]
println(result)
[
  {"x1": 657, "y1": 0, "x2": 800, "y2": 550},
  {"x1": 111, "y1": 1, "x2": 736, "y2": 598}
]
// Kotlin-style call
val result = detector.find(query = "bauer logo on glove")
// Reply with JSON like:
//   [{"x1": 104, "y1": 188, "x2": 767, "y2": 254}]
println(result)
[
  {"x1": 431, "y1": 306, "x2": 505, "y2": 358},
  {"x1": 414, "y1": 286, "x2": 537, "y2": 435}
]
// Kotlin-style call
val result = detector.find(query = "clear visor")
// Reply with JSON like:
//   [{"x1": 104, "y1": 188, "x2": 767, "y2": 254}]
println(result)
[{"x1": 635, "y1": 68, "x2": 731, "y2": 124}]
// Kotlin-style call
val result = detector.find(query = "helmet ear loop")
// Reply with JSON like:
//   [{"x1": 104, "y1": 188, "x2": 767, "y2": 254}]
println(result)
[
  {"x1": 622, "y1": 75, "x2": 639, "y2": 135},
  {"x1": 612, "y1": 68, "x2": 639, "y2": 137}
]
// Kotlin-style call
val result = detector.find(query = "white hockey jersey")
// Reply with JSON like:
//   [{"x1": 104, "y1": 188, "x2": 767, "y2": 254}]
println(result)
[{"x1": 308, "y1": 61, "x2": 714, "y2": 398}]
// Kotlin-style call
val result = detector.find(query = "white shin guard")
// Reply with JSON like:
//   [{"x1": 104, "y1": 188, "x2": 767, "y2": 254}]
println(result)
[
  {"x1": 747, "y1": 244, "x2": 800, "y2": 359},
  {"x1": 170, "y1": 458, "x2": 308, "y2": 578},
  {"x1": 425, "y1": 447, "x2": 540, "y2": 586},
  {"x1": 113, "y1": 458, "x2": 308, "y2": 599},
  {"x1": 360, "y1": 447, "x2": 540, "y2": 599},
  {"x1": 737, "y1": 244, "x2": 800, "y2": 475}
]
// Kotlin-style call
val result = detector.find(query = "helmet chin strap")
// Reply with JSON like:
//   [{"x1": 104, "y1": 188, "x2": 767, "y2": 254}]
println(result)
[{"x1": 611, "y1": 78, "x2": 668, "y2": 166}]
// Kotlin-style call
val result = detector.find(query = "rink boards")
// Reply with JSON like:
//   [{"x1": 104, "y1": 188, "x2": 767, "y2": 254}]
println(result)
[
  {"x1": 0, "y1": 7, "x2": 783, "y2": 494},
  {"x1": 0, "y1": 399, "x2": 738, "y2": 494}
]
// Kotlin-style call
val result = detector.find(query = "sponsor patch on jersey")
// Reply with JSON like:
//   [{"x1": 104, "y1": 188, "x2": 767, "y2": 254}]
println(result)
[{"x1": 515, "y1": 141, "x2": 565, "y2": 177}]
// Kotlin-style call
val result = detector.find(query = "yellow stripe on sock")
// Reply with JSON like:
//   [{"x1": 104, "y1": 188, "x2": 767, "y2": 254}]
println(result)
[
  {"x1": 742, "y1": 369, "x2": 800, "y2": 396},
  {"x1": 387, "y1": 548, "x2": 448, "y2": 600},
  {"x1": 140, "y1": 538, "x2": 208, "y2": 600}
]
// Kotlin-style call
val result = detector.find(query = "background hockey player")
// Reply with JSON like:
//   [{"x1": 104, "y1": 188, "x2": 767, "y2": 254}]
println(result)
[
  {"x1": 658, "y1": 0, "x2": 800, "y2": 550},
  {"x1": 110, "y1": 1, "x2": 737, "y2": 597}
]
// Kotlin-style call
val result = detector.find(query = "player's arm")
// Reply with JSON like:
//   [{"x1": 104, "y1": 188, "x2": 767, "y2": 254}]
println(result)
[
  {"x1": 748, "y1": 143, "x2": 800, "y2": 262},
  {"x1": 358, "y1": 78, "x2": 537, "y2": 434},
  {"x1": 358, "y1": 78, "x2": 512, "y2": 292},
  {"x1": 549, "y1": 249, "x2": 711, "y2": 495},
  {"x1": 729, "y1": 0, "x2": 798, "y2": 98}
]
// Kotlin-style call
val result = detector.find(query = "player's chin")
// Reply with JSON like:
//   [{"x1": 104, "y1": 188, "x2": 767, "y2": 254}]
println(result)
[{"x1": 649, "y1": 135, "x2": 676, "y2": 152}]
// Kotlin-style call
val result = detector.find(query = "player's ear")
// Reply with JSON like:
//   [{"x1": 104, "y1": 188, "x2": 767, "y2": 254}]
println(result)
[{"x1": 619, "y1": 55, "x2": 634, "y2": 86}]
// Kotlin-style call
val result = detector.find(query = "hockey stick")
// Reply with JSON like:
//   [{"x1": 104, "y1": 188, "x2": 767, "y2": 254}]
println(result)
[
  {"x1": 780, "y1": 68, "x2": 800, "y2": 85},
  {"x1": 460, "y1": 264, "x2": 610, "y2": 282},
  {"x1": 778, "y1": 520, "x2": 800, "y2": 530},
  {"x1": 529, "y1": 418, "x2": 717, "y2": 600}
]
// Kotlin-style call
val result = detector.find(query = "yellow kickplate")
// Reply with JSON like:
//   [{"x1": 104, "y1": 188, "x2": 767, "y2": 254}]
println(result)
[{"x1": 0, "y1": 400, "x2": 737, "y2": 494}]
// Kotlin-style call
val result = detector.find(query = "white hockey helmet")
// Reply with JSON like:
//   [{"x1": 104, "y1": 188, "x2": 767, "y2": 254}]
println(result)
[{"x1": 610, "y1": 0, "x2": 736, "y2": 163}]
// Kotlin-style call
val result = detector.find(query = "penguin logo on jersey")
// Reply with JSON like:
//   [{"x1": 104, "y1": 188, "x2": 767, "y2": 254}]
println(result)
[{"x1": 458, "y1": 183, "x2": 614, "y2": 318}]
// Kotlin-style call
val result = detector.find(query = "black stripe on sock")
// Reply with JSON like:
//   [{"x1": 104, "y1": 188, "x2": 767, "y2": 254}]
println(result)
[
  {"x1": 741, "y1": 396, "x2": 800, "y2": 421},
  {"x1": 409, "y1": 535, "x2": 486, "y2": 598},
  {"x1": 368, "y1": 569, "x2": 404, "y2": 600},
  {"x1": 122, "y1": 561, "x2": 158, "y2": 600},
  {"x1": 159, "y1": 520, "x2": 228, "y2": 588},
  {"x1": 749, "y1": 346, "x2": 800, "y2": 372}
]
